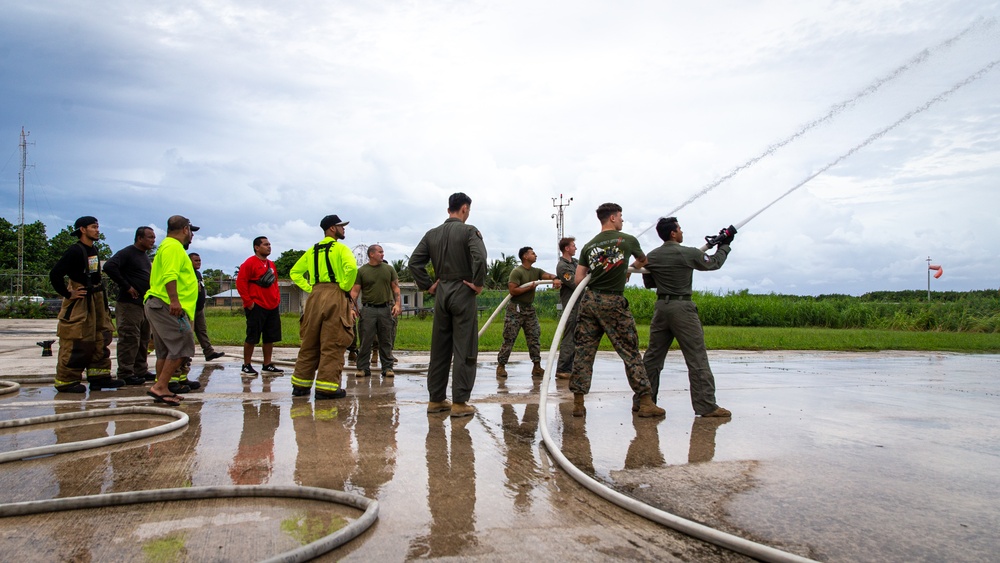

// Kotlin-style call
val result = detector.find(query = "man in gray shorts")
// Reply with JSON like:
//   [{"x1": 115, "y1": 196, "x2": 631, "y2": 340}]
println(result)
[{"x1": 144, "y1": 215, "x2": 201, "y2": 406}]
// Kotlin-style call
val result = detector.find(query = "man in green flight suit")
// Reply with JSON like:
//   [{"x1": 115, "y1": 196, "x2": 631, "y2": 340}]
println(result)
[
  {"x1": 409, "y1": 192, "x2": 488, "y2": 418},
  {"x1": 641, "y1": 216, "x2": 734, "y2": 418},
  {"x1": 496, "y1": 246, "x2": 560, "y2": 379}
]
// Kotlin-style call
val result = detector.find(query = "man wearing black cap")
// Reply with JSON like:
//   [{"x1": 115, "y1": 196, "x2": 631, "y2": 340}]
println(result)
[
  {"x1": 409, "y1": 193, "x2": 488, "y2": 418},
  {"x1": 49, "y1": 216, "x2": 120, "y2": 393},
  {"x1": 288, "y1": 214, "x2": 358, "y2": 400},
  {"x1": 144, "y1": 215, "x2": 201, "y2": 405}
]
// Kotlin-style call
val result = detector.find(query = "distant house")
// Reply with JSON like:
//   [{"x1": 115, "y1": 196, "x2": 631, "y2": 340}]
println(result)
[
  {"x1": 212, "y1": 278, "x2": 424, "y2": 315},
  {"x1": 209, "y1": 280, "x2": 303, "y2": 314}
]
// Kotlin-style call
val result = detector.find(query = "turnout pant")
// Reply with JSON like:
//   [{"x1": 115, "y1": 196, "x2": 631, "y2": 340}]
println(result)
[
  {"x1": 55, "y1": 285, "x2": 114, "y2": 387},
  {"x1": 292, "y1": 284, "x2": 354, "y2": 394},
  {"x1": 427, "y1": 279, "x2": 479, "y2": 404},
  {"x1": 641, "y1": 299, "x2": 719, "y2": 415}
]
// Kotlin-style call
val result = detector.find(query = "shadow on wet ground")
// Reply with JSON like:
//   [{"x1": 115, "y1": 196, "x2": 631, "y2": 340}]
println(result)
[{"x1": 1, "y1": 320, "x2": 999, "y2": 561}]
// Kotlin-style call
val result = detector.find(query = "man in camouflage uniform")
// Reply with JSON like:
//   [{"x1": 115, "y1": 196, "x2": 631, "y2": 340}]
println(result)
[
  {"x1": 496, "y1": 246, "x2": 560, "y2": 379},
  {"x1": 555, "y1": 237, "x2": 579, "y2": 379},
  {"x1": 641, "y1": 216, "x2": 734, "y2": 418},
  {"x1": 409, "y1": 192, "x2": 487, "y2": 418},
  {"x1": 570, "y1": 203, "x2": 664, "y2": 418}
]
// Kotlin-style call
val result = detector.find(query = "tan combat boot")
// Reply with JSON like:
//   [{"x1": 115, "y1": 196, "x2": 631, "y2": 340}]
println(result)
[
  {"x1": 572, "y1": 393, "x2": 586, "y2": 417},
  {"x1": 496, "y1": 364, "x2": 508, "y2": 378},
  {"x1": 637, "y1": 395, "x2": 666, "y2": 418},
  {"x1": 371, "y1": 348, "x2": 379, "y2": 366},
  {"x1": 450, "y1": 402, "x2": 476, "y2": 418},
  {"x1": 427, "y1": 399, "x2": 452, "y2": 413},
  {"x1": 555, "y1": 372, "x2": 571, "y2": 380},
  {"x1": 531, "y1": 362, "x2": 544, "y2": 378}
]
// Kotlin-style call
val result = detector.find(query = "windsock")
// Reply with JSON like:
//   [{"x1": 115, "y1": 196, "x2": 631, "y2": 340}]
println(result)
[{"x1": 928, "y1": 264, "x2": 943, "y2": 279}]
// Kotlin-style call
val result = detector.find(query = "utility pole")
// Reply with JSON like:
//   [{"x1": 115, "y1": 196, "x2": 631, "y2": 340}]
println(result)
[
  {"x1": 16, "y1": 127, "x2": 32, "y2": 297},
  {"x1": 551, "y1": 194, "x2": 572, "y2": 243},
  {"x1": 926, "y1": 256, "x2": 931, "y2": 301}
]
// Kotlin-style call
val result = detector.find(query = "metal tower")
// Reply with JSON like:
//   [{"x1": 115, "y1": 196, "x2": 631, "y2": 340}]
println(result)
[
  {"x1": 551, "y1": 194, "x2": 572, "y2": 242},
  {"x1": 16, "y1": 127, "x2": 31, "y2": 297}
]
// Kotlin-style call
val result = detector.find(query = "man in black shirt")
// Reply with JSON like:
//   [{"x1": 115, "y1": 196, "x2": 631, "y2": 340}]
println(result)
[
  {"x1": 49, "y1": 216, "x2": 120, "y2": 393},
  {"x1": 103, "y1": 226, "x2": 156, "y2": 385}
]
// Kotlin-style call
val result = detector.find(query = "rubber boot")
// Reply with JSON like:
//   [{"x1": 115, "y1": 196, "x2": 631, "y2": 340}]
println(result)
[
  {"x1": 573, "y1": 393, "x2": 586, "y2": 417},
  {"x1": 531, "y1": 362, "x2": 544, "y2": 378},
  {"x1": 637, "y1": 395, "x2": 666, "y2": 418}
]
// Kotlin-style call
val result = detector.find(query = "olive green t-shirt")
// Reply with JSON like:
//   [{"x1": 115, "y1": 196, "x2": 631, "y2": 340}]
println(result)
[
  {"x1": 357, "y1": 262, "x2": 398, "y2": 305},
  {"x1": 508, "y1": 265, "x2": 546, "y2": 305},
  {"x1": 579, "y1": 230, "x2": 644, "y2": 293}
]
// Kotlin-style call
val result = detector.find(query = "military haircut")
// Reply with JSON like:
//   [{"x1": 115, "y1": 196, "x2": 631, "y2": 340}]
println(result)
[
  {"x1": 656, "y1": 217, "x2": 680, "y2": 242},
  {"x1": 367, "y1": 244, "x2": 382, "y2": 257},
  {"x1": 596, "y1": 202, "x2": 622, "y2": 223},
  {"x1": 448, "y1": 192, "x2": 472, "y2": 212},
  {"x1": 518, "y1": 246, "x2": 533, "y2": 261},
  {"x1": 253, "y1": 236, "x2": 268, "y2": 249}
]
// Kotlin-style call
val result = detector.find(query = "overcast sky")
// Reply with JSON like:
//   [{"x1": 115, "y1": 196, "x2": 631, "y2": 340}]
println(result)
[{"x1": 2, "y1": 1, "x2": 998, "y2": 295}]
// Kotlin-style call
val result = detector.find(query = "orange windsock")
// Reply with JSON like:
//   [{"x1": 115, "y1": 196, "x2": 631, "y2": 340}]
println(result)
[{"x1": 929, "y1": 264, "x2": 943, "y2": 279}]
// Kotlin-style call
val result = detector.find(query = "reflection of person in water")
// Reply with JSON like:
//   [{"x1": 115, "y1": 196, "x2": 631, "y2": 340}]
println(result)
[
  {"x1": 408, "y1": 415, "x2": 477, "y2": 557},
  {"x1": 557, "y1": 398, "x2": 594, "y2": 474},
  {"x1": 688, "y1": 417, "x2": 730, "y2": 463},
  {"x1": 291, "y1": 401, "x2": 355, "y2": 490},
  {"x1": 624, "y1": 417, "x2": 666, "y2": 470},
  {"x1": 501, "y1": 403, "x2": 541, "y2": 512},
  {"x1": 348, "y1": 378, "x2": 399, "y2": 499},
  {"x1": 228, "y1": 399, "x2": 280, "y2": 485}
]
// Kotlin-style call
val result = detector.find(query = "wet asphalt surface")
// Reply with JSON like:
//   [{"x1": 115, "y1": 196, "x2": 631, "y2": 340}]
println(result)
[{"x1": 1, "y1": 319, "x2": 998, "y2": 562}]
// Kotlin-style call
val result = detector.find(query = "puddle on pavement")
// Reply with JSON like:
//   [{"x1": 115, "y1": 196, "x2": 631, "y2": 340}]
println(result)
[{"x1": 2, "y1": 353, "x2": 999, "y2": 561}]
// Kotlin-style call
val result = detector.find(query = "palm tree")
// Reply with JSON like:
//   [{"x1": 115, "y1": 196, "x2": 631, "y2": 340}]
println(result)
[{"x1": 485, "y1": 254, "x2": 518, "y2": 290}]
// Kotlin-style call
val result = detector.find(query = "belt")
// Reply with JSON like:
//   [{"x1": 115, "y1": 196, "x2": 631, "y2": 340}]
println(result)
[
  {"x1": 657, "y1": 294, "x2": 691, "y2": 301},
  {"x1": 363, "y1": 302, "x2": 390, "y2": 308},
  {"x1": 588, "y1": 289, "x2": 623, "y2": 296}
]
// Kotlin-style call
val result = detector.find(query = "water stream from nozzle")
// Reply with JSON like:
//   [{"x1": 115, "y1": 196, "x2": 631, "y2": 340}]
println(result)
[{"x1": 637, "y1": 18, "x2": 997, "y2": 239}]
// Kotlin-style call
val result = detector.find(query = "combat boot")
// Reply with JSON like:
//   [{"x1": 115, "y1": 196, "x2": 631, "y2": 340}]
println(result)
[
  {"x1": 371, "y1": 349, "x2": 379, "y2": 366},
  {"x1": 496, "y1": 364, "x2": 508, "y2": 378},
  {"x1": 531, "y1": 362, "x2": 544, "y2": 378},
  {"x1": 637, "y1": 395, "x2": 666, "y2": 418},
  {"x1": 572, "y1": 393, "x2": 586, "y2": 417},
  {"x1": 427, "y1": 399, "x2": 452, "y2": 413},
  {"x1": 450, "y1": 402, "x2": 476, "y2": 418}
]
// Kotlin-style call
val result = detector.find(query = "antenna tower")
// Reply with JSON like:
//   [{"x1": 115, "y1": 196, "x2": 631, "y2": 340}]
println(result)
[
  {"x1": 16, "y1": 127, "x2": 32, "y2": 297},
  {"x1": 551, "y1": 194, "x2": 572, "y2": 243}
]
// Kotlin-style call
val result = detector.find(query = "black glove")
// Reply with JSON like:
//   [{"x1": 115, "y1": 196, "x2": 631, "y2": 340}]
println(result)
[{"x1": 705, "y1": 225, "x2": 737, "y2": 248}]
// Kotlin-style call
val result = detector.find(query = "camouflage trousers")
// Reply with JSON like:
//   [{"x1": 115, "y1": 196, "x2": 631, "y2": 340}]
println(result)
[
  {"x1": 569, "y1": 291, "x2": 651, "y2": 397},
  {"x1": 497, "y1": 302, "x2": 542, "y2": 365}
]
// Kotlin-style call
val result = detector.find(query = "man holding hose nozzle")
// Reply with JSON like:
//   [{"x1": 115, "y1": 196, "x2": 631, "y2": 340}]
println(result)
[{"x1": 640, "y1": 217, "x2": 734, "y2": 418}]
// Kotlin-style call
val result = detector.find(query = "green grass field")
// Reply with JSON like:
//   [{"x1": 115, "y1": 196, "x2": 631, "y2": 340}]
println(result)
[{"x1": 203, "y1": 310, "x2": 1000, "y2": 352}]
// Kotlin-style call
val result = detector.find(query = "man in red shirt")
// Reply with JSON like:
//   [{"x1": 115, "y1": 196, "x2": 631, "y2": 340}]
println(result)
[{"x1": 236, "y1": 236, "x2": 283, "y2": 375}]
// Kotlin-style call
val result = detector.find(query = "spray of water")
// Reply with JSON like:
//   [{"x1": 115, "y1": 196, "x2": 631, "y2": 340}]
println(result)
[
  {"x1": 637, "y1": 17, "x2": 997, "y2": 238},
  {"x1": 731, "y1": 58, "x2": 1000, "y2": 235}
]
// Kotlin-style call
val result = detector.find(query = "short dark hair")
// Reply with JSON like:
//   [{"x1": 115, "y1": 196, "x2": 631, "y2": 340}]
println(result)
[
  {"x1": 596, "y1": 203, "x2": 622, "y2": 224},
  {"x1": 253, "y1": 236, "x2": 268, "y2": 249},
  {"x1": 656, "y1": 217, "x2": 680, "y2": 241},
  {"x1": 188, "y1": 252, "x2": 200, "y2": 258},
  {"x1": 367, "y1": 244, "x2": 382, "y2": 257},
  {"x1": 134, "y1": 226, "x2": 152, "y2": 242},
  {"x1": 448, "y1": 192, "x2": 472, "y2": 212},
  {"x1": 558, "y1": 237, "x2": 575, "y2": 252},
  {"x1": 518, "y1": 246, "x2": 533, "y2": 261}
]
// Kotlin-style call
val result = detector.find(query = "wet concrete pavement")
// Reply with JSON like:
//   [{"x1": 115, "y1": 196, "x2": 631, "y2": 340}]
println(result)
[{"x1": 1, "y1": 319, "x2": 998, "y2": 562}]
